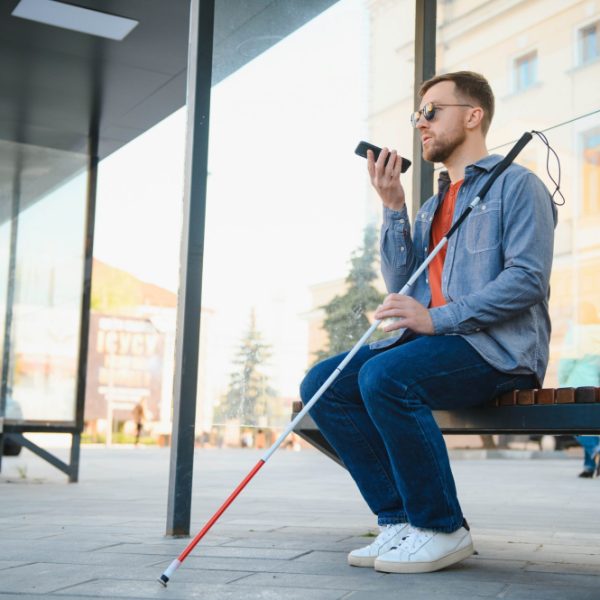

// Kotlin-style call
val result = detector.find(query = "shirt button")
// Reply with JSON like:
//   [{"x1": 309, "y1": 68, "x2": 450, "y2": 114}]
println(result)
[
  {"x1": 399, "y1": 218, "x2": 405, "y2": 224},
  {"x1": 481, "y1": 205, "x2": 486, "y2": 210},
  {"x1": 475, "y1": 328, "x2": 481, "y2": 332},
  {"x1": 400, "y1": 246, "x2": 405, "y2": 251}
]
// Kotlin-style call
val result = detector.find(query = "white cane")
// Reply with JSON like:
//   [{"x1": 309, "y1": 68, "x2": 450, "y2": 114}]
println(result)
[{"x1": 158, "y1": 131, "x2": 534, "y2": 587}]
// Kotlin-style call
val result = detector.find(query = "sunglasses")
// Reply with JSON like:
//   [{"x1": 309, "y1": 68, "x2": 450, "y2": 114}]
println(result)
[{"x1": 410, "y1": 102, "x2": 474, "y2": 128}]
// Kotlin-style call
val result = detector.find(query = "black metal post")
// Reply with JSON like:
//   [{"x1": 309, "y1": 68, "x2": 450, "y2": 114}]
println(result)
[
  {"x1": 0, "y1": 148, "x2": 23, "y2": 471},
  {"x1": 70, "y1": 150, "x2": 99, "y2": 483},
  {"x1": 69, "y1": 36, "x2": 103, "y2": 483},
  {"x1": 412, "y1": 0, "x2": 437, "y2": 214},
  {"x1": 166, "y1": 0, "x2": 214, "y2": 537}
]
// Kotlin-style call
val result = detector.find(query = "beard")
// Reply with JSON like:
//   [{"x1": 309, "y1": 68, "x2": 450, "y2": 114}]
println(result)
[{"x1": 423, "y1": 128, "x2": 467, "y2": 163}]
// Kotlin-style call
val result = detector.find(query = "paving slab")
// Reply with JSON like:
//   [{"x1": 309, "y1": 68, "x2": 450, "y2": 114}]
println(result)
[
  {"x1": 0, "y1": 595, "x2": 120, "y2": 600},
  {"x1": 0, "y1": 563, "x2": 105, "y2": 595},
  {"x1": 55, "y1": 578, "x2": 347, "y2": 600},
  {"x1": 498, "y1": 583, "x2": 599, "y2": 600},
  {"x1": 225, "y1": 571, "x2": 382, "y2": 592},
  {"x1": 1, "y1": 447, "x2": 599, "y2": 599},
  {"x1": 0, "y1": 547, "x2": 163, "y2": 567},
  {"x1": 0, "y1": 560, "x2": 33, "y2": 572}
]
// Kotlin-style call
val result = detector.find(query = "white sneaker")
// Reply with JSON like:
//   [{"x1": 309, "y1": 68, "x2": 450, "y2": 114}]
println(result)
[
  {"x1": 348, "y1": 523, "x2": 410, "y2": 567},
  {"x1": 374, "y1": 524, "x2": 474, "y2": 573}
]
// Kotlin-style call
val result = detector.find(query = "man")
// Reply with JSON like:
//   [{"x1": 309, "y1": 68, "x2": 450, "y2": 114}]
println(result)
[{"x1": 300, "y1": 71, "x2": 556, "y2": 574}]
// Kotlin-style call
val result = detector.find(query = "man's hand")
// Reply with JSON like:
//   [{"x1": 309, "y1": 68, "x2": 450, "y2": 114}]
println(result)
[
  {"x1": 374, "y1": 294, "x2": 434, "y2": 335},
  {"x1": 367, "y1": 148, "x2": 406, "y2": 211}
]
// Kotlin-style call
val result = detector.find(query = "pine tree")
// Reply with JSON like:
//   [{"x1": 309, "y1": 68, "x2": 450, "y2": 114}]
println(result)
[
  {"x1": 214, "y1": 310, "x2": 278, "y2": 426},
  {"x1": 314, "y1": 224, "x2": 386, "y2": 363}
]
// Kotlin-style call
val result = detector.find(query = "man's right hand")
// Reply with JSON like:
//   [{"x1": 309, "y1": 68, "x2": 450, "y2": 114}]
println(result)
[{"x1": 367, "y1": 148, "x2": 406, "y2": 211}]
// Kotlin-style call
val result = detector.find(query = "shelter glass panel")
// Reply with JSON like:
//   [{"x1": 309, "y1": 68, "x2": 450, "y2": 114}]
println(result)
[
  {"x1": 199, "y1": 0, "x2": 415, "y2": 447},
  {"x1": 0, "y1": 140, "x2": 87, "y2": 423}
]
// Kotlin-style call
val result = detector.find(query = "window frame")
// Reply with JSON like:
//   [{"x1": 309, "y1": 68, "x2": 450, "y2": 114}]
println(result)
[
  {"x1": 576, "y1": 19, "x2": 600, "y2": 66},
  {"x1": 512, "y1": 49, "x2": 539, "y2": 93}
]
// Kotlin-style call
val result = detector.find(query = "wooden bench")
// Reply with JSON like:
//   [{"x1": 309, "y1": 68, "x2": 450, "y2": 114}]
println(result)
[{"x1": 291, "y1": 387, "x2": 600, "y2": 466}]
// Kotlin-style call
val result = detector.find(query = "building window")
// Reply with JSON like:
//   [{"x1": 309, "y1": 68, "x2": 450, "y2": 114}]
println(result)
[
  {"x1": 582, "y1": 129, "x2": 600, "y2": 216},
  {"x1": 578, "y1": 22, "x2": 599, "y2": 65},
  {"x1": 513, "y1": 51, "x2": 538, "y2": 92}
]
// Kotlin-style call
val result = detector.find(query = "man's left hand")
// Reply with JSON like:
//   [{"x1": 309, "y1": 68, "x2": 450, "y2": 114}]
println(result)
[{"x1": 374, "y1": 294, "x2": 434, "y2": 334}]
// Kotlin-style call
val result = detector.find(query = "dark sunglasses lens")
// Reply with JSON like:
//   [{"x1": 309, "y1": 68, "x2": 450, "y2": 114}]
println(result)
[{"x1": 423, "y1": 103, "x2": 436, "y2": 121}]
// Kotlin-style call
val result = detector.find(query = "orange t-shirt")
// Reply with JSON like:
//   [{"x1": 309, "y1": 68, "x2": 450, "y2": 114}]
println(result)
[{"x1": 428, "y1": 179, "x2": 463, "y2": 307}]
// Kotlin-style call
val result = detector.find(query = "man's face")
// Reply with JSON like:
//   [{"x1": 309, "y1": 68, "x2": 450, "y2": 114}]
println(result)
[{"x1": 416, "y1": 81, "x2": 470, "y2": 164}]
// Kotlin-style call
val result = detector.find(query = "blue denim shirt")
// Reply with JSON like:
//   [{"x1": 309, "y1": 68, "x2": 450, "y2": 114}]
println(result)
[{"x1": 374, "y1": 154, "x2": 558, "y2": 385}]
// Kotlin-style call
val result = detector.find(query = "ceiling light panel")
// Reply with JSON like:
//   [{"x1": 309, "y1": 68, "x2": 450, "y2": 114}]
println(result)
[{"x1": 12, "y1": 0, "x2": 139, "y2": 41}]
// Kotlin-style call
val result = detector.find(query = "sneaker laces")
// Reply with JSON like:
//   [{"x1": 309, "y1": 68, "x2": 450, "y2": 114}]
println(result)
[
  {"x1": 373, "y1": 523, "x2": 405, "y2": 548},
  {"x1": 392, "y1": 525, "x2": 434, "y2": 554}
]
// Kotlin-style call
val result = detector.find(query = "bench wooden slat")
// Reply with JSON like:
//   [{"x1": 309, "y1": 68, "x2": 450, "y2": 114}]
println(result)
[
  {"x1": 536, "y1": 388, "x2": 555, "y2": 404},
  {"x1": 292, "y1": 387, "x2": 600, "y2": 414},
  {"x1": 498, "y1": 391, "x2": 517, "y2": 406},
  {"x1": 575, "y1": 387, "x2": 598, "y2": 403},
  {"x1": 517, "y1": 390, "x2": 535, "y2": 405},
  {"x1": 556, "y1": 388, "x2": 576, "y2": 403},
  {"x1": 291, "y1": 387, "x2": 600, "y2": 461}
]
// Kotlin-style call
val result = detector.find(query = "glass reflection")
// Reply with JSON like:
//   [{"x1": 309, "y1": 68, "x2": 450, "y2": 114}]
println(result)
[
  {"x1": 0, "y1": 140, "x2": 87, "y2": 423},
  {"x1": 203, "y1": 0, "x2": 383, "y2": 443}
]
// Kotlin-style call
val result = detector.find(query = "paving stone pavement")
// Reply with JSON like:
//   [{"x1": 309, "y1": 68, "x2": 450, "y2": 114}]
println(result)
[{"x1": 0, "y1": 445, "x2": 599, "y2": 599}]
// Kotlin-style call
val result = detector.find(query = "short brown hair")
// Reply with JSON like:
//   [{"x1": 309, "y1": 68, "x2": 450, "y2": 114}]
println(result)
[{"x1": 419, "y1": 71, "x2": 495, "y2": 135}]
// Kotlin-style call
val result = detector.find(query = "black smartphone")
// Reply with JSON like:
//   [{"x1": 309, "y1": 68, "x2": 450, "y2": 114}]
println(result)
[{"x1": 354, "y1": 141, "x2": 411, "y2": 172}]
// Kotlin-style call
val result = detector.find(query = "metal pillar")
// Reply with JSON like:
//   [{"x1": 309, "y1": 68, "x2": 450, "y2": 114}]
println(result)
[
  {"x1": 166, "y1": 0, "x2": 214, "y2": 537},
  {"x1": 70, "y1": 152, "x2": 99, "y2": 482},
  {"x1": 0, "y1": 148, "x2": 22, "y2": 470},
  {"x1": 412, "y1": 0, "x2": 437, "y2": 214},
  {"x1": 69, "y1": 40, "x2": 103, "y2": 484}
]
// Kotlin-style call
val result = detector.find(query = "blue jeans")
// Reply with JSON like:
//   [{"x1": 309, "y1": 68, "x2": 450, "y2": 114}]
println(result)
[
  {"x1": 576, "y1": 436, "x2": 600, "y2": 472},
  {"x1": 300, "y1": 335, "x2": 536, "y2": 533}
]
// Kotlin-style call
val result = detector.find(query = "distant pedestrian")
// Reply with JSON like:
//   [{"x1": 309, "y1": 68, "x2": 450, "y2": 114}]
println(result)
[
  {"x1": 558, "y1": 302, "x2": 600, "y2": 478},
  {"x1": 132, "y1": 399, "x2": 147, "y2": 446}
]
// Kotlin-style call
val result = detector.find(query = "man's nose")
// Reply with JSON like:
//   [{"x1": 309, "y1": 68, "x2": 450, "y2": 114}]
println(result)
[{"x1": 416, "y1": 117, "x2": 429, "y2": 131}]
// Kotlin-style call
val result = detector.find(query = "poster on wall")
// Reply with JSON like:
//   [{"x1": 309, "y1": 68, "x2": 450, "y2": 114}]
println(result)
[{"x1": 85, "y1": 314, "x2": 164, "y2": 423}]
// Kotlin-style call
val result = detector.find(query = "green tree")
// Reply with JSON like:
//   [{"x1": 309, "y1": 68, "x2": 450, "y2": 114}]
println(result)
[
  {"x1": 314, "y1": 224, "x2": 386, "y2": 363},
  {"x1": 214, "y1": 310, "x2": 278, "y2": 426}
]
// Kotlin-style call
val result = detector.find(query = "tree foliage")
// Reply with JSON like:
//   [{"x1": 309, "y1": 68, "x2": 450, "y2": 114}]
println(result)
[
  {"x1": 313, "y1": 224, "x2": 386, "y2": 363},
  {"x1": 214, "y1": 310, "x2": 279, "y2": 426}
]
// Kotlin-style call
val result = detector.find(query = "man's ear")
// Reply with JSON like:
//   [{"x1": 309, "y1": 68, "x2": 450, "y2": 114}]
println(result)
[{"x1": 466, "y1": 107, "x2": 484, "y2": 130}]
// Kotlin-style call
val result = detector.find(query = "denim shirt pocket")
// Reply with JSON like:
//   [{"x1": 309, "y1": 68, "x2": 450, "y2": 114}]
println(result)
[
  {"x1": 415, "y1": 209, "x2": 433, "y2": 260},
  {"x1": 391, "y1": 220, "x2": 410, "y2": 268},
  {"x1": 466, "y1": 198, "x2": 502, "y2": 253}
]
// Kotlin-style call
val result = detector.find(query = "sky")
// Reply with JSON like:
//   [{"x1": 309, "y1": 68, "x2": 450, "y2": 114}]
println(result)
[{"x1": 93, "y1": 0, "x2": 371, "y2": 402}]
